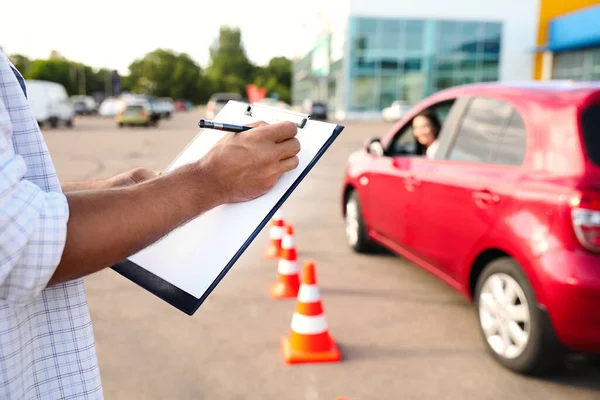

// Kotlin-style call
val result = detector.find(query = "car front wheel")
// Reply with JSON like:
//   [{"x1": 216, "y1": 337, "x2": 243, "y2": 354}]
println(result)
[
  {"x1": 475, "y1": 257, "x2": 563, "y2": 376},
  {"x1": 345, "y1": 190, "x2": 376, "y2": 253}
]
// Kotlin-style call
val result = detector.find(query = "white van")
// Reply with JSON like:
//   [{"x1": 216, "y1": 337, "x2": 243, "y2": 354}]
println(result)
[{"x1": 25, "y1": 80, "x2": 75, "y2": 128}]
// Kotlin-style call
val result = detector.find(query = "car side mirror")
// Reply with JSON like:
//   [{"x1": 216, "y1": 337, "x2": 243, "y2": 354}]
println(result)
[{"x1": 366, "y1": 137, "x2": 385, "y2": 157}]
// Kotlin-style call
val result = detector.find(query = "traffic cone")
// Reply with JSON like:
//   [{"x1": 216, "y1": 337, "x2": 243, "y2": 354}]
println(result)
[
  {"x1": 264, "y1": 210, "x2": 284, "y2": 259},
  {"x1": 281, "y1": 260, "x2": 341, "y2": 364},
  {"x1": 269, "y1": 224, "x2": 300, "y2": 299}
]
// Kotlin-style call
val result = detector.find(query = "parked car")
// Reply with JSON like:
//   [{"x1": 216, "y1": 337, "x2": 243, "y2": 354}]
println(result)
[
  {"x1": 116, "y1": 101, "x2": 154, "y2": 127},
  {"x1": 382, "y1": 100, "x2": 412, "y2": 122},
  {"x1": 71, "y1": 95, "x2": 98, "y2": 115},
  {"x1": 131, "y1": 95, "x2": 162, "y2": 124},
  {"x1": 341, "y1": 81, "x2": 600, "y2": 376},
  {"x1": 25, "y1": 80, "x2": 75, "y2": 128},
  {"x1": 174, "y1": 101, "x2": 189, "y2": 112},
  {"x1": 206, "y1": 92, "x2": 243, "y2": 119},
  {"x1": 310, "y1": 101, "x2": 328, "y2": 120},
  {"x1": 157, "y1": 97, "x2": 175, "y2": 119},
  {"x1": 98, "y1": 97, "x2": 125, "y2": 117}
]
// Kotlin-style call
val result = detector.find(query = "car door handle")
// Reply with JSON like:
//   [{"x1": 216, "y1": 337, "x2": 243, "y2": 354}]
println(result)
[
  {"x1": 472, "y1": 190, "x2": 500, "y2": 205},
  {"x1": 404, "y1": 176, "x2": 421, "y2": 192}
]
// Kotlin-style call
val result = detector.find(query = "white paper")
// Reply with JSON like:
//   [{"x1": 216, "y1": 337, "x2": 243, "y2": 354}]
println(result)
[{"x1": 127, "y1": 101, "x2": 339, "y2": 298}]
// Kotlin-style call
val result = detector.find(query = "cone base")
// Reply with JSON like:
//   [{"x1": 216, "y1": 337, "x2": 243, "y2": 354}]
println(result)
[
  {"x1": 280, "y1": 335, "x2": 342, "y2": 364},
  {"x1": 264, "y1": 245, "x2": 281, "y2": 259},
  {"x1": 269, "y1": 281, "x2": 299, "y2": 299}
]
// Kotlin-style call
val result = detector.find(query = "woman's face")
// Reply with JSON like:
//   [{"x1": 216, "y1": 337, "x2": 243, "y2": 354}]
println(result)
[{"x1": 412, "y1": 116, "x2": 437, "y2": 146}]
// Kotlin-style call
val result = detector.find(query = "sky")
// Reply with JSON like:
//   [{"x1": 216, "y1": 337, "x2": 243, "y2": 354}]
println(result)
[{"x1": 2, "y1": 0, "x2": 339, "y2": 75}]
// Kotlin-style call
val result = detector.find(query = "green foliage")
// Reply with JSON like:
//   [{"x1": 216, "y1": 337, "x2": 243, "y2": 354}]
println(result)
[
  {"x1": 9, "y1": 54, "x2": 32, "y2": 76},
  {"x1": 7, "y1": 26, "x2": 293, "y2": 104},
  {"x1": 28, "y1": 58, "x2": 77, "y2": 95},
  {"x1": 206, "y1": 26, "x2": 256, "y2": 96},
  {"x1": 253, "y1": 57, "x2": 292, "y2": 103}
]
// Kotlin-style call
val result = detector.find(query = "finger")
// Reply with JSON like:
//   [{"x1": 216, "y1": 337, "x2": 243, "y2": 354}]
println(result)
[
  {"x1": 278, "y1": 155, "x2": 300, "y2": 173},
  {"x1": 247, "y1": 120, "x2": 269, "y2": 128},
  {"x1": 256, "y1": 121, "x2": 298, "y2": 143},
  {"x1": 276, "y1": 137, "x2": 301, "y2": 160}
]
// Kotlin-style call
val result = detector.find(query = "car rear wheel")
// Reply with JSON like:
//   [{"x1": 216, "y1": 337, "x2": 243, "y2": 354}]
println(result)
[
  {"x1": 345, "y1": 190, "x2": 376, "y2": 253},
  {"x1": 475, "y1": 257, "x2": 563, "y2": 376}
]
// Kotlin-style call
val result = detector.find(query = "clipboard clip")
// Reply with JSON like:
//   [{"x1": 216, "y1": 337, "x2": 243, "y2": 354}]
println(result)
[{"x1": 245, "y1": 103, "x2": 310, "y2": 129}]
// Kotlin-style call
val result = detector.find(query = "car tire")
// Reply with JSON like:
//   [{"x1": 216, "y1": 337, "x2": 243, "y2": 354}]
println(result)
[
  {"x1": 345, "y1": 190, "x2": 377, "y2": 253},
  {"x1": 65, "y1": 119, "x2": 73, "y2": 128},
  {"x1": 474, "y1": 257, "x2": 563, "y2": 376}
]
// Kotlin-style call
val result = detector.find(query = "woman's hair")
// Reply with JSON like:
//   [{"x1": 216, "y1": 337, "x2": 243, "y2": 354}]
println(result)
[
  {"x1": 414, "y1": 109, "x2": 442, "y2": 137},
  {"x1": 413, "y1": 109, "x2": 442, "y2": 156}
]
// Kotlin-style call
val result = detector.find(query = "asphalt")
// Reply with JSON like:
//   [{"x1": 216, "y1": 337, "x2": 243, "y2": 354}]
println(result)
[{"x1": 44, "y1": 109, "x2": 600, "y2": 400}]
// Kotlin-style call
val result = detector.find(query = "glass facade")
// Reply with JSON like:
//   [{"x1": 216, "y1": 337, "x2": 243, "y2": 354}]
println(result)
[
  {"x1": 292, "y1": 53, "x2": 313, "y2": 107},
  {"x1": 552, "y1": 46, "x2": 600, "y2": 81},
  {"x1": 348, "y1": 17, "x2": 503, "y2": 112}
]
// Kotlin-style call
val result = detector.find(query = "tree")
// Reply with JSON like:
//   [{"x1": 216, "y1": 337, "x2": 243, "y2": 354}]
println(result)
[
  {"x1": 253, "y1": 57, "x2": 292, "y2": 103},
  {"x1": 9, "y1": 54, "x2": 32, "y2": 77},
  {"x1": 206, "y1": 26, "x2": 255, "y2": 95},
  {"x1": 126, "y1": 49, "x2": 208, "y2": 103},
  {"x1": 27, "y1": 58, "x2": 77, "y2": 95},
  {"x1": 264, "y1": 57, "x2": 292, "y2": 88}
]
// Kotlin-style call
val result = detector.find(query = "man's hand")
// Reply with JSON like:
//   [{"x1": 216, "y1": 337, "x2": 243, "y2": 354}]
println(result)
[{"x1": 199, "y1": 120, "x2": 300, "y2": 203}]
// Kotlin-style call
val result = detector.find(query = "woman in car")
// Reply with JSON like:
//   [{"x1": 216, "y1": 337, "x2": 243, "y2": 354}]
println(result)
[{"x1": 412, "y1": 109, "x2": 442, "y2": 159}]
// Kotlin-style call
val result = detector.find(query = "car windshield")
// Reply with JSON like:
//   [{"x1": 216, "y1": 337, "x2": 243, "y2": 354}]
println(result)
[
  {"x1": 125, "y1": 105, "x2": 144, "y2": 112},
  {"x1": 581, "y1": 103, "x2": 600, "y2": 166},
  {"x1": 215, "y1": 97, "x2": 239, "y2": 104}
]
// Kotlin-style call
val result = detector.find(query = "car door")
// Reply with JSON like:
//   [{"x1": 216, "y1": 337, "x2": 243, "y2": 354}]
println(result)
[
  {"x1": 411, "y1": 96, "x2": 528, "y2": 281},
  {"x1": 366, "y1": 120, "x2": 423, "y2": 247}
]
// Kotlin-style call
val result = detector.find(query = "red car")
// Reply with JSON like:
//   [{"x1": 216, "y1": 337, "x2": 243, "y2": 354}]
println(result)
[{"x1": 341, "y1": 81, "x2": 600, "y2": 376}]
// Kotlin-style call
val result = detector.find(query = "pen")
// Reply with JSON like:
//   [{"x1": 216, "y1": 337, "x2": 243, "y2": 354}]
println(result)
[{"x1": 198, "y1": 119, "x2": 253, "y2": 133}]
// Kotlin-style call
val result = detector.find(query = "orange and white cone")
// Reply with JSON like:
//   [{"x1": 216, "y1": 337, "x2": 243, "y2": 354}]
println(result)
[
  {"x1": 269, "y1": 224, "x2": 300, "y2": 299},
  {"x1": 264, "y1": 210, "x2": 284, "y2": 259},
  {"x1": 281, "y1": 260, "x2": 341, "y2": 364}
]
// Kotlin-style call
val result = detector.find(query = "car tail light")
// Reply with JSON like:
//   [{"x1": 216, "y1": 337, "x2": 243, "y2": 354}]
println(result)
[{"x1": 570, "y1": 190, "x2": 600, "y2": 253}]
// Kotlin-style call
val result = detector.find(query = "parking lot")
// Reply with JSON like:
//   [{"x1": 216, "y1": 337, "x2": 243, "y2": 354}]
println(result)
[{"x1": 44, "y1": 110, "x2": 600, "y2": 400}]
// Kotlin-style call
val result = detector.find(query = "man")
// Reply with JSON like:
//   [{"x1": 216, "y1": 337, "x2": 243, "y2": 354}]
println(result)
[{"x1": 0, "y1": 50, "x2": 300, "y2": 399}]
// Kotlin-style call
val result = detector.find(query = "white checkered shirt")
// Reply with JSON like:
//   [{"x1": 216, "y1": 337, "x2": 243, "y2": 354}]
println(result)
[{"x1": 0, "y1": 51, "x2": 103, "y2": 399}]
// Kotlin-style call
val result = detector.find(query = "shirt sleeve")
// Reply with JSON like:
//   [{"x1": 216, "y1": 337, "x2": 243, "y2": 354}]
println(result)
[{"x1": 0, "y1": 97, "x2": 70, "y2": 306}]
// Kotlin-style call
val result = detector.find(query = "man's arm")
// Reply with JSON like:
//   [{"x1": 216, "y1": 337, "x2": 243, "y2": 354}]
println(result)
[
  {"x1": 48, "y1": 162, "x2": 217, "y2": 285},
  {"x1": 48, "y1": 121, "x2": 300, "y2": 286},
  {"x1": 1, "y1": 115, "x2": 299, "y2": 304},
  {"x1": 61, "y1": 168, "x2": 160, "y2": 192}
]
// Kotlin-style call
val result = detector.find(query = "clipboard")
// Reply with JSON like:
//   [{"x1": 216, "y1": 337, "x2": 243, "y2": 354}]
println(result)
[{"x1": 111, "y1": 100, "x2": 344, "y2": 315}]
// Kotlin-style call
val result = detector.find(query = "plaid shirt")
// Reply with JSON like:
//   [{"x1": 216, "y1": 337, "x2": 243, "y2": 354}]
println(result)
[{"x1": 0, "y1": 51, "x2": 103, "y2": 399}]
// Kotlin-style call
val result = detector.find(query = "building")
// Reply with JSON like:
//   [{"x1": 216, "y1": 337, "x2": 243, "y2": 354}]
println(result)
[
  {"x1": 534, "y1": 1, "x2": 600, "y2": 81},
  {"x1": 292, "y1": 0, "x2": 540, "y2": 120}
]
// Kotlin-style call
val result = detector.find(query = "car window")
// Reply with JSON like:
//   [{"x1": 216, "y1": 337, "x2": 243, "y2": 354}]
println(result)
[
  {"x1": 387, "y1": 99, "x2": 456, "y2": 157},
  {"x1": 388, "y1": 124, "x2": 416, "y2": 156},
  {"x1": 581, "y1": 103, "x2": 600, "y2": 166},
  {"x1": 447, "y1": 97, "x2": 513, "y2": 163},
  {"x1": 492, "y1": 110, "x2": 527, "y2": 165}
]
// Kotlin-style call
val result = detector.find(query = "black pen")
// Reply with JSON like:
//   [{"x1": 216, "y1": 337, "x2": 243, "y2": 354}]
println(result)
[{"x1": 198, "y1": 119, "x2": 253, "y2": 133}]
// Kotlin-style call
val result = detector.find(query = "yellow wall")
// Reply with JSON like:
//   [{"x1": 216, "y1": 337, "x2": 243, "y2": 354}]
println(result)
[{"x1": 534, "y1": 0, "x2": 600, "y2": 79}]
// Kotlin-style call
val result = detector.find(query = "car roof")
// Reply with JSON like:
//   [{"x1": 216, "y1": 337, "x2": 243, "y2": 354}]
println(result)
[
  {"x1": 433, "y1": 80, "x2": 600, "y2": 105},
  {"x1": 210, "y1": 92, "x2": 241, "y2": 98}
]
